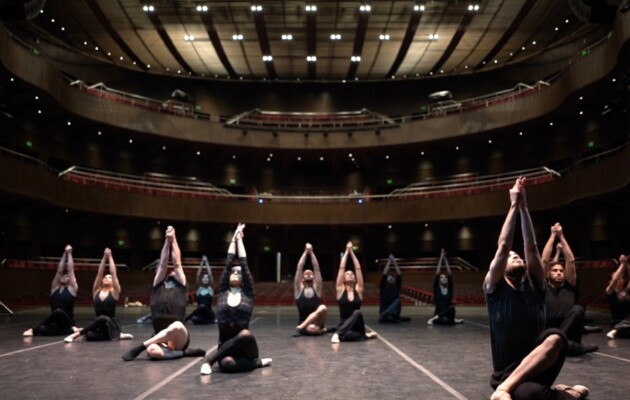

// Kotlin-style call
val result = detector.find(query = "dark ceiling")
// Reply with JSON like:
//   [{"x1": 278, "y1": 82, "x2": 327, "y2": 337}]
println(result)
[{"x1": 4, "y1": 0, "x2": 623, "y2": 81}]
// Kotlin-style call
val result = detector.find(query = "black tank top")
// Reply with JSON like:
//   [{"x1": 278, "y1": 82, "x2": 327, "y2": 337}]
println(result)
[
  {"x1": 94, "y1": 291, "x2": 117, "y2": 318},
  {"x1": 51, "y1": 287, "x2": 75, "y2": 320},
  {"x1": 338, "y1": 288, "x2": 361, "y2": 320},
  {"x1": 296, "y1": 287, "x2": 321, "y2": 323}
]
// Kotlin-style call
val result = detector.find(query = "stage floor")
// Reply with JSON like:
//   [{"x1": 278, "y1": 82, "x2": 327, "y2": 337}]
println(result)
[{"x1": 0, "y1": 305, "x2": 627, "y2": 399}]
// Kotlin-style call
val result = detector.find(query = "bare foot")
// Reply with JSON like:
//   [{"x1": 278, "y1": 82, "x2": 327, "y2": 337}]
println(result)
[{"x1": 554, "y1": 384, "x2": 589, "y2": 399}]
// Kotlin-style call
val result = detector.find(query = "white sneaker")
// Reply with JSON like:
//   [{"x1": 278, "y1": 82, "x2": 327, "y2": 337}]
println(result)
[{"x1": 200, "y1": 363, "x2": 212, "y2": 375}]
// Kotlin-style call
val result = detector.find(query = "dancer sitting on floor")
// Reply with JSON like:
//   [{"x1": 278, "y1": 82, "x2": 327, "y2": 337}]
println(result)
[
  {"x1": 200, "y1": 223, "x2": 271, "y2": 374},
  {"x1": 185, "y1": 255, "x2": 217, "y2": 325},
  {"x1": 542, "y1": 223, "x2": 597, "y2": 355},
  {"x1": 330, "y1": 241, "x2": 377, "y2": 343},
  {"x1": 122, "y1": 226, "x2": 205, "y2": 361},
  {"x1": 64, "y1": 248, "x2": 133, "y2": 342},
  {"x1": 428, "y1": 248, "x2": 463, "y2": 325},
  {"x1": 484, "y1": 177, "x2": 588, "y2": 400},
  {"x1": 605, "y1": 254, "x2": 630, "y2": 339},
  {"x1": 378, "y1": 253, "x2": 411, "y2": 323},
  {"x1": 24, "y1": 245, "x2": 79, "y2": 337},
  {"x1": 292, "y1": 242, "x2": 329, "y2": 337}
]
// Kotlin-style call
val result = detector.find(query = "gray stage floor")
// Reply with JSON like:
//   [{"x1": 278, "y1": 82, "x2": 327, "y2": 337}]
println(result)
[{"x1": 0, "y1": 305, "x2": 627, "y2": 400}]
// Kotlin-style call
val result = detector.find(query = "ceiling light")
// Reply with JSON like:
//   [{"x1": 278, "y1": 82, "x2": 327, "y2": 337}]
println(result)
[
  {"x1": 119, "y1": 56, "x2": 123, "y2": 60},
  {"x1": 196, "y1": 151, "x2": 201, "y2": 156},
  {"x1": 306, "y1": 55, "x2": 317, "y2": 62},
  {"x1": 51, "y1": 18, "x2": 54, "y2": 23},
  {"x1": 414, "y1": 4, "x2": 425, "y2": 12},
  {"x1": 147, "y1": 64, "x2": 151, "y2": 68},
  {"x1": 61, "y1": 27, "x2": 65, "y2": 31},
  {"x1": 330, "y1": 33, "x2": 341, "y2": 40},
  {"x1": 359, "y1": 4, "x2": 371, "y2": 12},
  {"x1": 379, "y1": 34, "x2": 390, "y2": 40},
  {"x1": 532, "y1": 40, "x2": 536, "y2": 45},
  {"x1": 232, "y1": 34, "x2": 243, "y2": 40},
  {"x1": 350, "y1": 55, "x2": 361, "y2": 62},
  {"x1": 34, "y1": 95, "x2": 39, "y2": 100},
  {"x1": 250, "y1": 5, "x2": 263, "y2": 12},
  {"x1": 196, "y1": 5, "x2": 208, "y2": 12},
  {"x1": 142, "y1": 5, "x2": 155, "y2": 12},
  {"x1": 129, "y1": 139, "x2": 133, "y2": 144},
  {"x1": 555, "y1": 27, "x2": 559, "y2": 31},
  {"x1": 468, "y1": 4, "x2": 480, "y2": 12},
  {"x1": 320, "y1": 156, "x2": 324, "y2": 161},
  {"x1": 98, "y1": 131, "x2": 102, "y2": 135},
  {"x1": 262, "y1": 55, "x2": 273, "y2": 62},
  {"x1": 95, "y1": 46, "x2": 99, "y2": 51},
  {"x1": 184, "y1": 34, "x2": 195, "y2": 41},
  {"x1": 177, "y1": 70, "x2": 181, "y2": 74},
  {"x1": 305, "y1": 4, "x2": 317, "y2": 12},
  {"x1": 565, "y1": 19, "x2": 569, "y2": 23},
  {"x1": 37, "y1": 109, "x2": 41, "y2": 114},
  {"x1": 281, "y1": 34, "x2": 293, "y2": 40},
  {"x1": 429, "y1": 33, "x2": 439, "y2": 40},
  {"x1": 67, "y1": 121, "x2": 71, "y2": 126},
  {"x1": 549, "y1": 122, "x2": 553, "y2": 126}
]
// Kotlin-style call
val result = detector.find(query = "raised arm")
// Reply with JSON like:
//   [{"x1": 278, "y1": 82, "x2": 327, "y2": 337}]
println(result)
[
  {"x1": 196, "y1": 257, "x2": 205, "y2": 287},
  {"x1": 93, "y1": 250, "x2": 107, "y2": 296},
  {"x1": 336, "y1": 244, "x2": 350, "y2": 297},
  {"x1": 435, "y1": 248, "x2": 445, "y2": 275},
  {"x1": 382, "y1": 256, "x2": 392, "y2": 276},
  {"x1": 542, "y1": 224, "x2": 559, "y2": 276},
  {"x1": 294, "y1": 245, "x2": 308, "y2": 297},
  {"x1": 556, "y1": 225, "x2": 577, "y2": 286},
  {"x1": 349, "y1": 244, "x2": 364, "y2": 298},
  {"x1": 606, "y1": 255, "x2": 628, "y2": 295},
  {"x1": 153, "y1": 227, "x2": 172, "y2": 287},
  {"x1": 219, "y1": 224, "x2": 244, "y2": 292},
  {"x1": 170, "y1": 228, "x2": 186, "y2": 287},
  {"x1": 107, "y1": 248, "x2": 121, "y2": 299},
  {"x1": 203, "y1": 256, "x2": 214, "y2": 288},
  {"x1": 391, "y1": 254, "x2": 401, "y2": 276},
  {"x1": 236, "y1": 227, "x2": 254, "y2": 296},
  {"x1": 483, "y1": 181, "x2": 520, "y2": 293},
  {"x1": 65, "y1": 245, "x2": 78, "y2": 296},
  {"x1": 442, "y1": 249, "x2": 452, "y2": 276},
  {"x1": 310, "y1": 244, "x2": 323, "y2": 296},
  {"x1": 517, "y1": 178, "x2": 544, "y2": 285}
]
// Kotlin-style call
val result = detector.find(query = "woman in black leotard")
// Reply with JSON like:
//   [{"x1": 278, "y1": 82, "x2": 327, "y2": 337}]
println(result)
[
  {"x1": 64, "y1": 248, "x2": 133, "y2": 342},
  {"x1": 330, "y1": 241, "x2": 377, "y2": 343},
  {"x1": 428, "y1": 249, "x2": 463, "y2": 325},
  {"x1": 292, "y1": 243, "x2": 328, "y2": 337},
  {"x1": 23, "y1": 245, "x2": 78, "y2": 337},
  {"x1": 200, "y1": 223, "x2": 272, "y2": 375},
  {"x1": 185, "y1": 255, "x2": 216, "y2": 325}
]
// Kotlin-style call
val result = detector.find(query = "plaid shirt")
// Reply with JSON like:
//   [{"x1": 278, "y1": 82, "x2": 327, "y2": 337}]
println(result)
[{"x1": 216, "y1": 254, "x2": 255, "y2": 345}]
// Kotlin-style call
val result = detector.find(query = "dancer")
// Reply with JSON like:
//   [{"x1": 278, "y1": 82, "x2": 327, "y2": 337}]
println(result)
[
  {"x1": 292, "y1": 243, "x2": 328, "y2": 336},
  {"x1": 330, "y1": 241, "x2": 377, "y2": 343},
  {"x1": 23, "y1": 245, "x2": 78, "y2": 337},
  {"x1": 122, "y1": 226, "x2": 205, "y2": 361},
  {"x1": 378, "y1": 253, "x2": 411, "y2": 323},
  {"x1": 542, "y1": 223, "x2": 597, "y2": 355},
  {"x1": 64, "y1": 248, "x2": 133, "y2": 342},
  {"x1": 484, "y1": 178, "x2": 588, "y2": 400},
  {"x1": 185, "y1": 255, "x2": 216, "y2": 325},
  {"x1": 200, "y1": 223, "x2": 271, "y2": 374},
  {"x1": 428, "y1": 249, "x2": 463, "y2": 325},
  {"x1": 605, "y1": 254, "x2": 630, "y2": 339}
]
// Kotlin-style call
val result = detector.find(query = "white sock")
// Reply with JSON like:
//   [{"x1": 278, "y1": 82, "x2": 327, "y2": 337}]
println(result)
[
  {"x1": 261, "y1": 358, "x2": 272, "y2": 367},
  {"x1": 200, "y1": 363, "x2": 212, "y2": 375}
]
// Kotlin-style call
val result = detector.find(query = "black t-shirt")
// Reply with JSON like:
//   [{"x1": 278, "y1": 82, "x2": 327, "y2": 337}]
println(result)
[
  {"x1": 545, "y1": 281, "x2": 576, "y2": 324},
  {"x1": 486, "y1": 276, "x2": 546, "y2": 372},
  {"x1": 151, "y1": 279, "x2": 188, "y2": 333}
]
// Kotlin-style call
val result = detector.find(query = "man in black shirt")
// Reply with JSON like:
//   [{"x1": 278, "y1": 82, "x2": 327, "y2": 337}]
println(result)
[
  {"x1": 484, "y1": 178, "x2": 588, "y2": 400},
  {"x1": 122, "y1": 226, "x2": 205, "y2": 361},
  {"x1": 542, "y1": 223, "x2": 597, "y2": 356}
]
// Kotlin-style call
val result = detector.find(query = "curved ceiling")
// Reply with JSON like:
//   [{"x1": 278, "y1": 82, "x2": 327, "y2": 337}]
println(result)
[{"x1": 9, "y1": 0, "x2": 621, "y2": 81}]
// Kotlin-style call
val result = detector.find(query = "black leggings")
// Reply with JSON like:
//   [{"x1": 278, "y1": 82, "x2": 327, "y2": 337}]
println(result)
[
  {"x1": 186, "y1": 304, "x2": 216, "y2": 325},
  {"x1": 336, "y1": 310, "x2": 367, "y2": 341},
  {"x1": 79, "y1": 315, "x2": 121, "y2": 341},
  {"x1": 547, "y1": 305, "x2": 585, "y2": 343},
  {"x1": 205, "y1": 330, "x2": 262, "y2": 373},
  {"x1": 490, "y1": 328, "x2": 567, "y2": 400},
  {"x1": 32, "y1": 309, "x2": 74, "y2": 336},
  {"x1": 433, "y1": 305, "x2": 457, "y2": 325}
]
